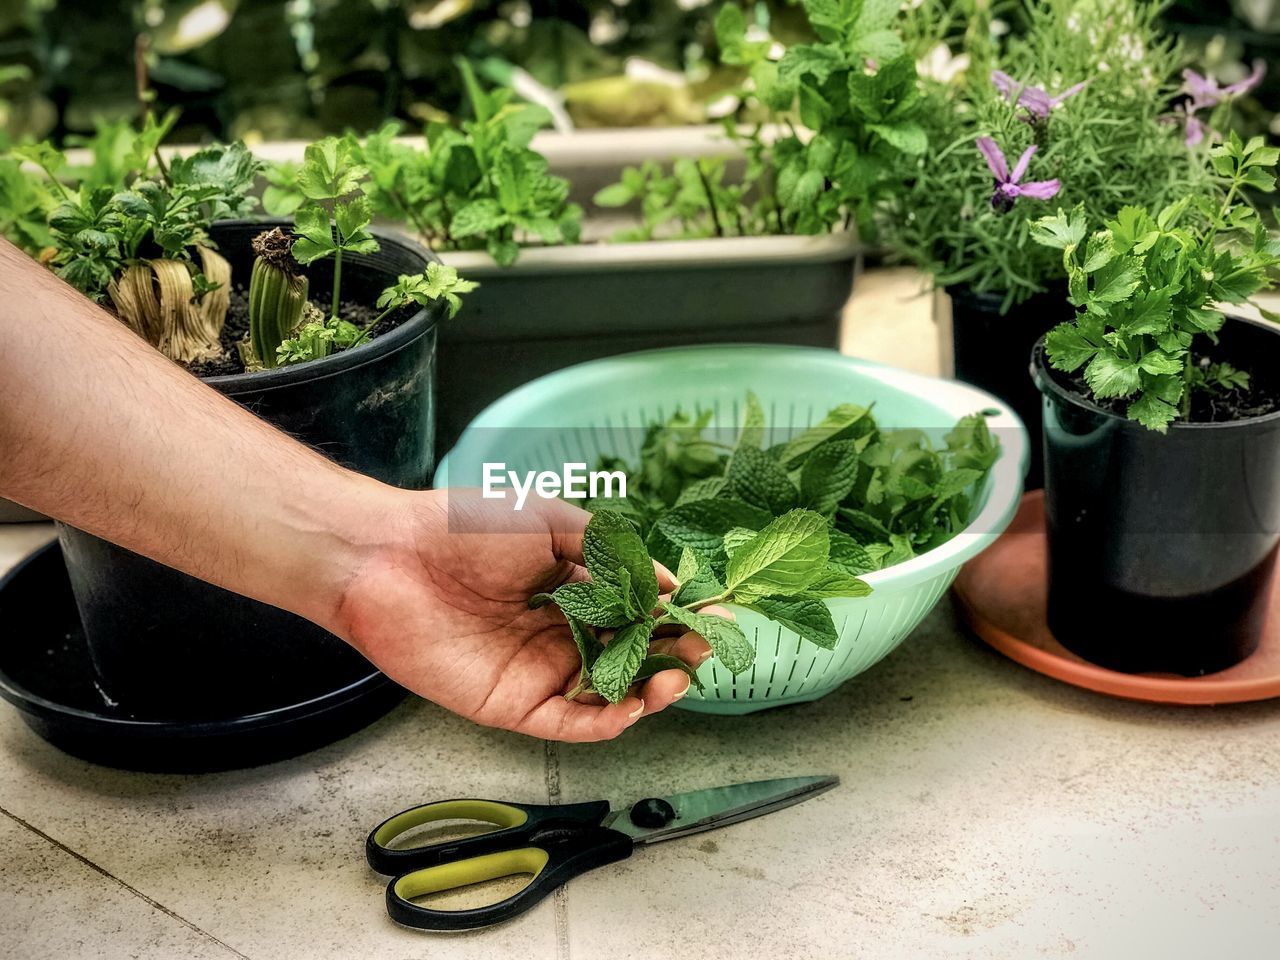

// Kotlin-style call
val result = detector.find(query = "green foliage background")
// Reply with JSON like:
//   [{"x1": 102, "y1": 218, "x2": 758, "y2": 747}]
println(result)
[
  {"x1": 0, "y1": 0, "x2": 1274, "y2": 146},
  {"x1": 0, "y1": 0, "x2": 822, "y2": 144}
]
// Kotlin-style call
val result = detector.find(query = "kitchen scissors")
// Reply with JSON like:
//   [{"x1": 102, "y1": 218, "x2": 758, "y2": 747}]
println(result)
[{"x1": 366, "y1": 774, "x2": 839, "y2": 930}]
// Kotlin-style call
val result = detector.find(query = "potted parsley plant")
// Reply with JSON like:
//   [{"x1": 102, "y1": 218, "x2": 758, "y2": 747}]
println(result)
[
  {"x1": 1029, "y1": 133, "x2": 1280, "y2": 677},
  {"x1": 2, "y1": 127, "x2": 475, "y2": 764},
  {"x1": 887, "y1": 0, "x2": 1221, "y2": 487}
]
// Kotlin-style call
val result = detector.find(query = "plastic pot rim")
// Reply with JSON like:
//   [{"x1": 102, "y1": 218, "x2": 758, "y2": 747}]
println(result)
[
  {"x1": 439, "y1": 231, "x2": 862, "y2": 277},
  {"x1": 1031, "y1": 313, "x2": 1280, "y2": 433},
  {"x1": 945, "y1": 280, "x2": 1069, "y2": 314},
  {"x1": 436, "y1": 343, "x2": 1029, "y2": 594},
  {"x1": 198, "y1": 219, "x2": 444, "y2": 396}
]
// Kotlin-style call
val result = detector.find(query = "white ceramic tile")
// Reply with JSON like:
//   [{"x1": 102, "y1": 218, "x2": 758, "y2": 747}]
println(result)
[
  {"x1": 0, "y1": 523, "x2": 55, "y2": 574},
  {"x1": 842, "y1": 266, "x2": 940, "y2": 376},
  {"x1": 0, "y1": 697, "x2": 558, "y2": 960},
  {"x1": 555, "y1": 605, "x2": 1280, "y2": 960},
  {"x1": 0, "y1": 812, "x2": 241, "y2": 960},
  {"x1": 4, "y1": 268, "x2": 1279, "y2": 959}
]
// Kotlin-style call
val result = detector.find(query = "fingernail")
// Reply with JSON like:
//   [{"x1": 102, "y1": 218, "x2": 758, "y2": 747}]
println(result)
[
  {"x1": 697, "y1": 649, "x2": 713, "y2": 665},
  {"x1": 655, "y1": 562, "x2": 679, "y2": 588},
  {"x1": 674, "y1": 677, "x2": 692, "y2": 701},
  {"x1": 628, "y1": 700, "x2": 645, "y2": 719}
]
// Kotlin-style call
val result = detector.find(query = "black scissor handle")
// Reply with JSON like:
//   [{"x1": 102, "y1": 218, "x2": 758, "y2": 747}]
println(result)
[
  {"x1": 385, "y1": 821, "x2": 635, "y2": 931},
  {"x1": 366, "y1": 798, "x2": 612, "y2": 875}
]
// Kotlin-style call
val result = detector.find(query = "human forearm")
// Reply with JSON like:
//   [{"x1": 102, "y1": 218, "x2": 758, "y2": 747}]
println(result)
[
  {"x1": 0, "y1": 240, "x2": 708, "y2": 740},
  {"x1": 0, "y1": 239, "x2": 395, "y2": 631}
]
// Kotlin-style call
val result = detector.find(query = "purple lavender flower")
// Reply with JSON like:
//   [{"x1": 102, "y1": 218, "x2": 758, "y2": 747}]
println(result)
[
  {"x1": 1176, "y1": 103, "x2": 1207, "y2": 147},
  {"x1": 991, "y1": 70, "x2": 1086, "y2": 122},
  {"x1": 1182, "y1": 60, "x2": 1266, "y2": 110},
  {"x1": 977, "y1": 137, "x2": 1061, "y2": 213}
]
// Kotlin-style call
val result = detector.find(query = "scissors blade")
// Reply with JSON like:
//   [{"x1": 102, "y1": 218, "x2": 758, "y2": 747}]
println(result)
[{"x1": 605, "y1": 775, "x2": 839, "y2": 845}]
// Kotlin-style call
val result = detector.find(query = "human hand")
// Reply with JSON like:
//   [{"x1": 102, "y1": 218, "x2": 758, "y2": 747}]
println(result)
[{"x1": 327, "y1": 489, "x2": 716, "y2": 742}]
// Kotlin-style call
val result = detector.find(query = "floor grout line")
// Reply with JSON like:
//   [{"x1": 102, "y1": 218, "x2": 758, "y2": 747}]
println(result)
[
  {"x1": 0, "y1": 804, "x2": 254, "y2": 960},
  {"x1": 543, "y1": 740, "x2": 571, "y2": 960}
]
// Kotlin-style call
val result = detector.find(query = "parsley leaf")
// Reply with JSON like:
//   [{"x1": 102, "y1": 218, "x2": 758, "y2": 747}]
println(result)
[{"x1": 1031, "y1": 132, "x2": 1280, "y2": 431}]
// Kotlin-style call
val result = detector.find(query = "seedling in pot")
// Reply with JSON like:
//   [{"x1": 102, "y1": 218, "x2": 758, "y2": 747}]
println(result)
[
  {"x1": 7, "y1": 127, "x2": 260, "y2": 363},
  {"x1": 244, "y1": 138, "x2": 479, "y2": 369},
  {"x1": 4, "y1": 117, "x2": 478, "y2": 375},
  {"x1": 288, "y1": 136, "x2": 379, "y2": 324},
  {"x1": 246, "y1": 225, "x2": 478, "y2": 369}
]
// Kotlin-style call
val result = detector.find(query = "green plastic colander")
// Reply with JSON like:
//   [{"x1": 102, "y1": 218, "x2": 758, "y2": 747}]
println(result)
[{"x1": 435, "y1": 345, "x2": 1027, "y2": 714}]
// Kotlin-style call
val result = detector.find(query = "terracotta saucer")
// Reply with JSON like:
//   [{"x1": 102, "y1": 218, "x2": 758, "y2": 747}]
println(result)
[{"x1": 952, "y1": 491, "x2": 1280, "y2": 705}]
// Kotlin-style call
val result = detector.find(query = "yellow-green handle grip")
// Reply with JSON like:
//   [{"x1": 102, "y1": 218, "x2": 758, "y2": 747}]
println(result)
[
  {"x1": 365, "y1": 798, "x2": 612, "y2": 875},
  {"x1": 385, "y1": 823, "x2": 635, "y2": 931}
]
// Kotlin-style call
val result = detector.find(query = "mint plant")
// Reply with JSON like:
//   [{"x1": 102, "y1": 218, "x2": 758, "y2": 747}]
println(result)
[
  {"x1": 534, "y1": 394, "x2": 1000, "y2": 702},
  {"x1": 1030, "y1": 132, "x2": 1280, "y2": 432},
  {"x1": 533, "y1": 507, "x2": 861, "y2": 703},
  {"x1": 594, "y1": 156, "x2": 766, "y2": 241},
  {"x1": 593, "y1": 0, "x2": 926, "y2": 242},
  {"x1": 347, "y1": 61, "x2": 581, "y2": 267}
]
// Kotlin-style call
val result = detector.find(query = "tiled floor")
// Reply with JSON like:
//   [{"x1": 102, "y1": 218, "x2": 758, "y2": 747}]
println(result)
[{"x1": 3, "y1": 271, "x2": 1280, "y2": 959}]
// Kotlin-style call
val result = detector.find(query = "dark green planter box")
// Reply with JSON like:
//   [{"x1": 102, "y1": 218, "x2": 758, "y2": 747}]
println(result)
[{"x1": 436, "y1": 232, "x2": 861, "y2": 453}]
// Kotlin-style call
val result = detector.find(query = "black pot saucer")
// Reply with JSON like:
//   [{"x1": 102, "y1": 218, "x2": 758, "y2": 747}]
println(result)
[{"x1": 0, "y1": 542, "x2": 407, "y2": 772}]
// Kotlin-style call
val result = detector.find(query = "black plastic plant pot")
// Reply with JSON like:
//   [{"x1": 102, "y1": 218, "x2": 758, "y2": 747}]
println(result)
[
  {"x1": 946, "y1": 284, "x2": 1073, "y2": 490},
  {"x1": 55, "y1": 219, "x2": 442, "y2": 741},
  {"x1": 1032, "y1": 316, "x2": 1280, "y2": 676},
  {"x1": 0, "y1": 497, "x2": 44, "y2": 522},
  {"x1": 436, "y1": 233, "x2": 860, "y2": 454}
]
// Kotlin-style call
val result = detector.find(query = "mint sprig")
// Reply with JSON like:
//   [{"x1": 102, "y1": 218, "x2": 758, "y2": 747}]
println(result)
[{"x1": 537, "y1": 505, "x2": 851, "y2": 704}]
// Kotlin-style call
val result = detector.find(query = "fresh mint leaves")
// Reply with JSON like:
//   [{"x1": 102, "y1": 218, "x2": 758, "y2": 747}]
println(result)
[
  {"x1": 591, "y1": 394, "x2": 998, "y2": 564},
  {"x1": 537, "y1": 505, "x2": 845, "y2": 704},
  {"x1": 594, "y1": 0, "x2": 925, "y2": 242},
  {"x1": 723, "y1": 510, "x2": 830, "y2": 600},
  {"x1": 535, "y1": 395, "x2": 1000, "y2": 703},
  {"x1": 351, "y1": 62, "x2": 581, "y2": 267}
]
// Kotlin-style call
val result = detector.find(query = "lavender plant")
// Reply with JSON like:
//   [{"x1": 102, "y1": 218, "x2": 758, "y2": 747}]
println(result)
[
  {"x1": 887, "y1": 0, "x2": 1219, "y2": 310},
  {"x1": 1177, "y1": 61, "x2": 1266, "y2": 148}
]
